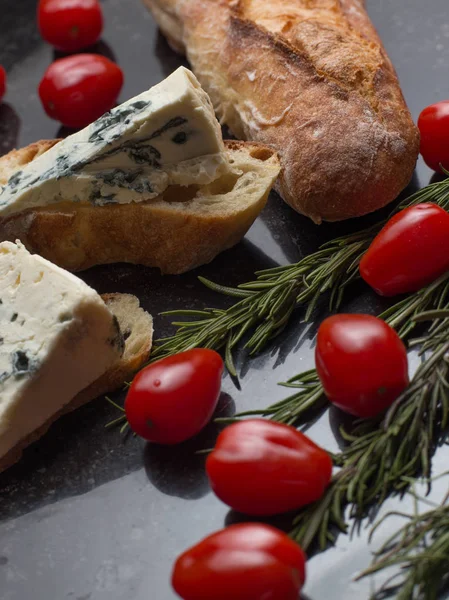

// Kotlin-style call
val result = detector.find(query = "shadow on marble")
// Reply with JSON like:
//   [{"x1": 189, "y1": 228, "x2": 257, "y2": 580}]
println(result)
[
  {"x1": 429, "y1": 171, "x2": 448, "y2": 185},
  {"x1": 53, "y1": 39, "x2": 118, "y2": 63},
  {"x1": 328, "y1": 405, "x2": 359, "y2": 453},
  {"x1": 0, "y1": 388, "x2": 144, "y2": 522},
  {"x1": 224, "y1": 506, "x2": 296, "y2": 536},
  {"x1": 0, "y1": 102, "x2": 21, "y2": 156},
  {"x1": 153, "y1": 30, "x2": 189, "y2": 77},
  {"x1": 143, "y1": 392, "x2": 235, "y2": 500}
]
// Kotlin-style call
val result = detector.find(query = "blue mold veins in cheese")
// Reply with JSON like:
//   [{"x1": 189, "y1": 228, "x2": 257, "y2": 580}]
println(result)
[{"x1": 0, "y1": 67, "x2": 230, "y2": 215}]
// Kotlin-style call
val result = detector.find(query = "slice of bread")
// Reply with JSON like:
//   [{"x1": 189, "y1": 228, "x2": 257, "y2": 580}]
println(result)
[
  {"x1": 0, "y1": 140, "x2": 280, "y2": 274},
  {"x1": 0, "y1": 293, "x2": 153, "y2": 473}
]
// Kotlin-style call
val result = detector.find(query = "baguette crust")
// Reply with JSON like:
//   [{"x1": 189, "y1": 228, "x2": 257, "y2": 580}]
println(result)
[
  {"x1": 143, "y1": 0, "x2": 419, "y2": 222},
  {"x1": 0, "y1": 293, "x2": 153, "y2": 473},
  {"x1": 0, "y1": 139, "x2": 280, "y2": 274}
]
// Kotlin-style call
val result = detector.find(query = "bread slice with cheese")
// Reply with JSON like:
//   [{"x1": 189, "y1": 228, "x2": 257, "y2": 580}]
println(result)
[
  {"x1": 69, "y1": 293, "x2": 153, "y2": 412},
  {"x1": 0, "y1": 139, "x2": 279, "y2": 274},
  {"x1": 0, "y1": 67, "x2": 280, "y2": 274},
  {"x1": 0, "y1": 242, "x2": 153, "y2": 473}
]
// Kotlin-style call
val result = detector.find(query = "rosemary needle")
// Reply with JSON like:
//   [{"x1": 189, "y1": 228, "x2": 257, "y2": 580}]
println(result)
[{"x1": 357, "y1": 487, "x2": 449, "y2": 600}]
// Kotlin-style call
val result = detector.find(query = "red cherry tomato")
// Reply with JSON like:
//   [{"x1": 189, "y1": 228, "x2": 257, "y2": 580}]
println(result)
[
  {"x1": 125, "y1": 349, "x2": 224, "y2": 445},
  {"x1": 38, "y1": 54, "x2": 123, "y2": 128},
  {"x1": 206, "y1": 419, "x2": 332, "y2": 516},
  {"x1": 418, "y1": 100, "x2": 449, "y2": 173},
  {"x1": 0, "y1": 66, "x2": 6, "y2": 102},
  {"x1": 172, "y1": 523, "x2": 306, "y2": 600},
  {"x1": 38, "y1": 0, "x2": 103, "y2": 52},
  {"x1": 316, "y1": 314, "x2": 409, "y2": 419},
  {"x1": 360, "y1": 203, "x2": 449, "y2": 297}
]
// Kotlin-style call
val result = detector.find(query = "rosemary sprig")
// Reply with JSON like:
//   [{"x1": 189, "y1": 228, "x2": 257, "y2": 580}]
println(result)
[
  {"x1": 152, "y1": 177, "x2": 449, "y2": 372},
  {"x1": 379, "y1": 270, "x2": 449, "y2": 338},
  {"x1": 222, "y1": 271, "x2": 449, "y2": 427},
  {"x1": 357, "y1": 487, "x2": 449, "y2": 600},
  {"x1": 105, "y1": 397, "x2": 129, "y2": 434},
  {"x1": 288, "y1": 311, "x2": 449, "y2": 552}
]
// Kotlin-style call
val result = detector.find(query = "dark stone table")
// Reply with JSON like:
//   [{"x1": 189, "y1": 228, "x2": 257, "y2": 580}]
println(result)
[{"x1": 1, "y1": 1, "x2": 448, "y2": 598}]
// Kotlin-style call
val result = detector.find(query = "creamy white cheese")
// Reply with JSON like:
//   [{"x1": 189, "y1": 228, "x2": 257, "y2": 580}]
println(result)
[
  {"x1": 0, "y1": 241, "x2": 123, "y2": 460},
  {"x1": 0, "y1": 67, "x2": 230, "y2": 216}
]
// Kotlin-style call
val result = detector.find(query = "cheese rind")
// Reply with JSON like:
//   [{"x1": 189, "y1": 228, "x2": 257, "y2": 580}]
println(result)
[
  {"x1": 0, "y1": 67, "x2": 230, "y2": 217},
  {"x1": 0, "y1": 241, "x2": 123, "y2": 460}
]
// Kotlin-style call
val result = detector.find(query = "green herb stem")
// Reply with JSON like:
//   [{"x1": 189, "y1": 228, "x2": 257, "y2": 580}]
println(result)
[{"x1": 357, "y1": 489, "x2": 449, "y2": 600}]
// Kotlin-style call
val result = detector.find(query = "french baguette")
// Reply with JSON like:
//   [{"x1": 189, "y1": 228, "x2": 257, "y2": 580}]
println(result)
[
  {"x1": 143, "y1": 0, "x2": 420, "y2": 223},
  {"x1": 0, "y1": 139, "x2": 280, "y2": 274},
  {"x1": 0, "y1": 293, "x2": 153, "y2": 473}
]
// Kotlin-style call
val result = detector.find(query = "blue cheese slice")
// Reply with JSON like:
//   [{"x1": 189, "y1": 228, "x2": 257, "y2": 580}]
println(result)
[
  {"x1": 0, "y1": 67, "x2": 230, "y2": 217},
  {"x1": 0, "y1": 241, "x2": 124, "y2": 460}
]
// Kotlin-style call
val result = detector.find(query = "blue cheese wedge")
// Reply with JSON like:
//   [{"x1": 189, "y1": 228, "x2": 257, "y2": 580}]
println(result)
[
  {"x1": 0, "y1": 241, "x2": 123, "y2": 460},
  {"x1": 0, "y1": 67, "x2": 230, "y2": 217}
]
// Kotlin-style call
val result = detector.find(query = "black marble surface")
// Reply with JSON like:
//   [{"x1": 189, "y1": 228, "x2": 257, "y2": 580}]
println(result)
[{"x1": 1, "y1": 1, "x2": 449, "y2": 599}]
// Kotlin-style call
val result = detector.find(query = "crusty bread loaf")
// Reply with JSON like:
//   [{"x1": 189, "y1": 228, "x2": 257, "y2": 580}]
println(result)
[
  {"x1": 0, "y1": 293, "x2": 153, "y2": 473},
  {"x1": 0, "y1": 139, "x2": 280, "y2": 273},
  {"x1": 143, "y1": 0, "x2": 420, "y2": 223}
]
